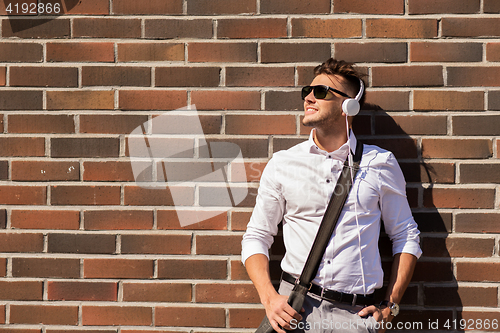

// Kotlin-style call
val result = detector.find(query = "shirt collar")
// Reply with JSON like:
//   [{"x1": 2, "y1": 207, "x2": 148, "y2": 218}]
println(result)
[{"x1": 307, "y1": 129, "x2": 357, "y2": 159}]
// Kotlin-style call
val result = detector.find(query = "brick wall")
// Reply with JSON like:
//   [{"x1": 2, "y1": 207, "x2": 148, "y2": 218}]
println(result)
[{"x1": 0, "y1": 0, "x2": 499, "y2": 332}]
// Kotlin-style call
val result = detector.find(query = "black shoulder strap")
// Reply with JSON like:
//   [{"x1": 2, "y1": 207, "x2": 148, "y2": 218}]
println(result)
[{"x1": 296, "y1": 140, "x2": 363, "y2": 287}]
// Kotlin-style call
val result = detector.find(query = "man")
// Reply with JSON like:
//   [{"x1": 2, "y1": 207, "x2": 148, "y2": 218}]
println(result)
[{"x1": 241, "y1": 59, "x2": 421, "y2": 333}]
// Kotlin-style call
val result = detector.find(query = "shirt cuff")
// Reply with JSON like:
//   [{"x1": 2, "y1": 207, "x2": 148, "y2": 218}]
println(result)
[{"x1": 241, "y1": 239, "x2": 270, "y2": 265}]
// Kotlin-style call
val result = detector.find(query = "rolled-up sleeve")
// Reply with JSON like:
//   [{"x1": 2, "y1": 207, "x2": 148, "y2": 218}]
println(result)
[
  {"x1": 241, "y1": 158, "x2": 285, "y2": 265},
  {"x1": 378, "y1": 153, "x2": 422, "y2": 258}
]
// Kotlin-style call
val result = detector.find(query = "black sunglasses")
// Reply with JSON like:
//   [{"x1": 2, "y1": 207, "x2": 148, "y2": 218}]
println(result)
[{"x1": 301, "y1": 85, "x2": 351, "y2": 100}]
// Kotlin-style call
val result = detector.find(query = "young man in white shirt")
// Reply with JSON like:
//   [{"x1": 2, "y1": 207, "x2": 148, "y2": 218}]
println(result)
[{"x1": 242, "y1": 59, "x2": 421, "y2": 333}]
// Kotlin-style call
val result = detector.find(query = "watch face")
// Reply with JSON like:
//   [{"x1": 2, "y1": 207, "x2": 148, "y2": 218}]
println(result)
[{"x1": 390, "y1": 303, "x2": 400, "y2": 316}]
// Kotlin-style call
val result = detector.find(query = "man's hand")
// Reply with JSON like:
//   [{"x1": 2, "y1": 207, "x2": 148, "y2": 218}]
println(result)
[
  {"x1": 264, "y1": 293, "x2": 303, "y2": 333},
  {"x1": 358, "y1": 305, "x2": 393, "y2": 333}
]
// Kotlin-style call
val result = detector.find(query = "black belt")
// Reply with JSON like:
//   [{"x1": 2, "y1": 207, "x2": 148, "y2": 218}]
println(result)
[{"x1": 281, "y1": 272, "x2": 375, "y2": 307}]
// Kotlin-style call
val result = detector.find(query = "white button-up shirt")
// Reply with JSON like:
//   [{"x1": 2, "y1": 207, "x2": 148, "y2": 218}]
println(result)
[{"x1": 241, "y1": 130, "x2": 422, "y2": 295}]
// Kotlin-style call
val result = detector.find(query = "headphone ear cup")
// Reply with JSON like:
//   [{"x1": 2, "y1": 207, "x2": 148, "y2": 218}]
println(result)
[{"x1": 342, "y1": 98, "x2": 360, "y2": 116}]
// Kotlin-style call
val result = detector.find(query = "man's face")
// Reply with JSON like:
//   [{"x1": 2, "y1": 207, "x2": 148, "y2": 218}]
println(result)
[{"x1": 302, "y1": 74, "x2": 352, "y2": 129}]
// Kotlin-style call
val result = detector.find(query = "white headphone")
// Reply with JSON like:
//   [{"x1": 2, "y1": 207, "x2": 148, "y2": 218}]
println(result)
[{"x1": 341, "y1": 78, "x2": 364, "y2": 117}]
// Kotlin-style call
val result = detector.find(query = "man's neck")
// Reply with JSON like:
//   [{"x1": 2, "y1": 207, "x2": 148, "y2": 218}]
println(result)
[{"x1": 313, "y1": 127, "x2": 349, "y2": 153}]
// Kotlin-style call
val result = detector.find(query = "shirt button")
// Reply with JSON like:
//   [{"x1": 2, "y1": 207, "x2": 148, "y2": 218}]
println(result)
[
  {"x1": 327, "y1": 260, "x2": 331, "y2": 264},
  {"x1": 326, "y1": 179, "x2": 331, "y2": 183},
  {"x1": 328, "y1": 155, "x2": 331, "y2": 158}
]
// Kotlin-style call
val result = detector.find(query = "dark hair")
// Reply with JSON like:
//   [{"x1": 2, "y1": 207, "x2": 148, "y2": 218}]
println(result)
[{"x1": 314, "y1": 58, "x2": 366, "y2": 106}]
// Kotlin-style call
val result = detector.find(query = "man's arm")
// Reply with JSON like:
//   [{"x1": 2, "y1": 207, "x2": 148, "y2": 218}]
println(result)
[
  {"x1": 245, "y1": 253, "x2": 302, "y2": 333},
  {"x1": 358, "y1": 253, "x2": 417, "y2": 329}
]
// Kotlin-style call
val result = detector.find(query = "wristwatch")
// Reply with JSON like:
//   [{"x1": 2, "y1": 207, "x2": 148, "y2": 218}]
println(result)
[{"x1": 379, "y1": 300, "x2": 400, "y2": 317}]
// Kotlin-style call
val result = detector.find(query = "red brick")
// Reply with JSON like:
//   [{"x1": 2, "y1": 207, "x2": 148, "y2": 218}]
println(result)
[
  {"x1": 187, "y1": 0, "x2": 256, "y2": 14},
  {"x1": 61, "y1": 0, "x2": 109, "y2": 14},
  {"x1": 455, "y1": 213, "x2": 500, "y2": 233},
  {"x1": 124, "y1": 186, "x2": 194, "y2": 206},
  {"x1": 113, "y1": 0, "x2": 182, "y2": 14},
  {"x1": 0, "y1": 42, "x2": 43, "y2": 62},
  {"x1": 84, "y1": 210, "x2": 153, "y2": 230},
  {"x1": 73, "y1": 18, "x2": 141, "y2": 38},
  {"x1": 0, "y1": 163, "x2": 7, "y2": 181},
  {"x1": 196, "y1": 283, "x2": 259, "y2": 303},
  {"x1": 408, "y1": 0, "x2": 479, "y2": 14},
  {"x1": 0, "y1": 137, "x2": 44, "y2": 157},
  {"x1": 10, "y1": 66, "x2": 77, "y2": 87},
  {"x1": 0, "y1": 259, "x2": 5, "y2": 276},
  {"x1": 188, "y1": 43, "x2": 257, "y2": 62},
  {"x1": 145, "y1": 19, "x2": 212, "y2": 39},
  {"x1": 83, "y1": 161, "x2": 138, "y2": 182},
  {"x1": 150, "y1": 114, "x2": 222, "y2": 134},
  {"x1": 0, "y1": 281, "x2": 42, "y2": 300},
  {"x1": 123, "y1": 282, "x2": 191, "y2": 302},
  {"x1": 457, "y1": 262, "x2": 500, "y2": 282},
  {"x1": 367, "y1": 19, "x2": 438, "y2": 38},
  {"x1": 229, "y1": 308, "x2": 266, "y2": 328},
  {"x1": 410, "y1": 42, "x2": 482, "y2": 62},
  {"x1": 335, "y1": 0, "x2": 404, "y2": 14},
  {"x1": 372, "y1": 65, "x2": 443, "y2": 87},
  {"x1": 225, "y1": 115, "x2": 296, "y2": 135},
  {"x1": 195, "y1": 234, "x2": 242, "y2": 255},
  {"x1": 453, "y1": 115, "x2": 500, "y2": 136},
  {"x1": 448, "y1": 66, "x2": 500, "y2": 87},
  {"x1": 158, "y1": 259, "x2": 227, "y2": 279},
  {"x1": 231, "y1": 161, "x2": 267, "y2": 183},
  {"x1": 82, "y1": 306, "x2": 152, "y2": 326},
  {"x1": 0, "y1": 329, "x2": 40, "y2": 333},
  {"x1": 226, "y1": 67, "x2": 294, "y2": 87},
  {"x1": 0, "y1": 90, "x2": 42, "y2": 110},
  {"x1": 82, "y1": 66, "x2": 150, "y2": 87},
  {"x1": 374, "y1": 115, "x2": 447, "y2": 135},
  {"x1": 47, "y1": 90, "x2": 114, "y2": 110},
  {"x1": 118, "y1": 43, "x2": 184, "y2": 62},
  {"x1": 486, "y1": 43, "x2": 500, "y2": 62},
  {"x1": 261, "y1": 43, "x2": 331, "y2": 63},
  {"x1": 198, "y1": 186, "x2": 257, "y2": 208},
  {"x1": 424, "y1": 286, "x2": 497, "y2": 307},
  {"x1": 0, "y1": 0, "x2": 37, "y2": 16},
  {"x1": 292, "y1": 18, "x2": 361, "y2": 38},
  {"x1": 12, "y1": 258, "x2": 79, "y2": 278},
  {"x1": 51, "y1": 185, "x2": 120, "y2": 206},
  {"x1": 84, "y1": 259, "x2": 154, "y2": 279},
  {"x1": 157, "y1": 210, "x2": 227, "y2": 230},
  {"x1": 484, "y1": 0, "x2": 500, "y2": 13},
  {"x1": 125, "y1": 137, "x2": 194, "y2": 158},
  {"x1": 10, "y1": 305, "x2": 78, "y2": 325},
  {"x1": 10, "y1": 210, "x2": 80, "y2": 230},
  {"x1": 424, "y1": 188, "x2": 495, "y2": 209},
  {"x1": 191, "y1": 91, "x2": 260, "y2": 110},
  {"x1": 422, "y1": 138, "x2": 492, "y2": 159},
  {"x1": 412, "y1": 262, "x2": 454, "y2": 282},
  {"x1": 442, "y1": 18, "x2": 500, "y2": 37},
  {"x1": 414, "y1": 90, "x2": 484, "y2": 111},
  {"x1": 0, "y1": 67, "x2": 5, "y2": 86},
  {"x1": 80, "y1": 115, "x2": 148, "y2": 134},
  {"x1": 119, "y1": 90, "x2": 187, "y2": 110},
  {"x1": 490, "y1": 91, "x2": 500, "y2": 110},
  {"x1": 47, "y1": 42, "x2": 114, "y2": 62},
  {"x1": 155, "y1": 67, "x2": 220, "y2": 87},
  {"x1": 361, "y1": 138, "x2": 418, "y2": 159},
  {"x1": 364, "y1": 91, "x2": 409, "y2": 110},
  {"x1": 230, "y1": 211, "x2": 252, "y2": 231},
  {"x1": 422, "y1": 237, "x2": 495, "y2": 258},
  {"x1": 2, "y1": 18, "x2": 70, "y2": 38},
  {"x1": 230, "y1": 260, "x2": 250, "y2": 280},
  {"x1": 400, "y1": 162, "x2": 455, "y2": 184},
  {"x1": 48, "y1": 281, "x2": 117, "y2": 301},
  {"x1": 460, "y1": 163, "x2": 500, "y2": 183},
  {"x1": 218, "y1": 19, "x2": 287, "y2": 38},
  {"x1": 8, "y1": 114, "x2": 74, "y2": 134},
  {"x1": 334, "y1": 42, "x2": 407, "y2": 63},
  {"x1": 121, "y1": 234, "x2": 191, "y2": 254},
  {"x1": 0, "y1": 186, "x2": 46, "y2": 205},
  {"x1": 261, "y1": 0, "x2": 330, "y2": 14},
  {"x1": 12, "y1": 161, "x2": 78, "y2": 181},
  {"x1": 48, "y1": 233, "x2": 116, "y2": 254},
  {"x1": 51, "y1": 138, "x2": 120, "y2": 158},
  {"x1": 155, "y1": 307, "x2": 225, "y2": 327}
]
